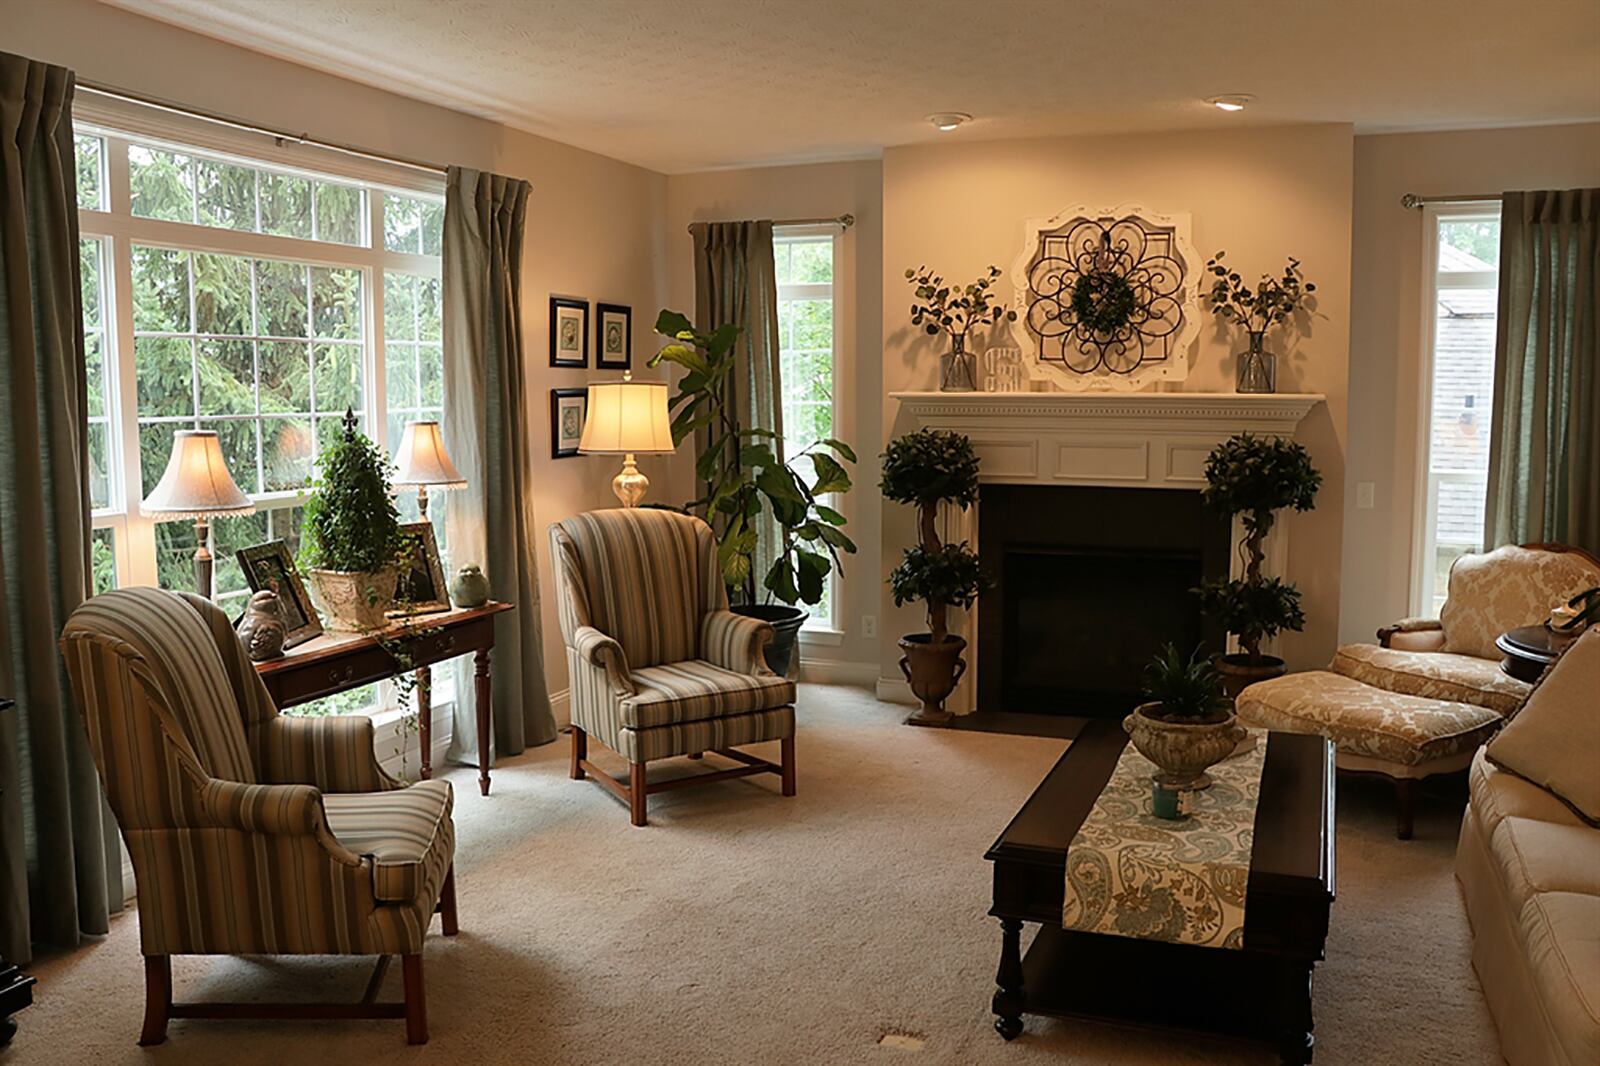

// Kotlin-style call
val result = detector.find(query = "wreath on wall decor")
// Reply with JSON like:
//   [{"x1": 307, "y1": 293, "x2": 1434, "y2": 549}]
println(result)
[{"x1": 1009, "y1": 204, "x2": 1202, "y2": 392}]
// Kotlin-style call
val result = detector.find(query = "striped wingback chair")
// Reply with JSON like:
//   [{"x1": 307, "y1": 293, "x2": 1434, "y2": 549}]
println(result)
[
  {"x1": 60, "y1": 587, "x2": 457, "y2": 1045},
  {"x1": 550, "y1": 508, "x2": 797, "y2": 826}
]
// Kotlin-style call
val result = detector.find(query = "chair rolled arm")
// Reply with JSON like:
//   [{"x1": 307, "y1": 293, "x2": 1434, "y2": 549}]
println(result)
[
  {"x1": 701, "y1": 610, "x2": 775, "y2": 676},
  {"x1": 574, "y1": 625, "x2": 635, "y2": 696},
  {"x1": 198, "y1": 779, "x2": 326, "y2": 836},
  {"x1": 257, "y1": 714, "x2": 402, "y2": 793},
  {"x1": 1377, "y1": 617, "x2": 1444, "y2": 648}
]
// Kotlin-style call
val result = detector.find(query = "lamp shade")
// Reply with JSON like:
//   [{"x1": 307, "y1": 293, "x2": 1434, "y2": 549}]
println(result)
[
  {"x1": 141, "y1": 429, "x2": 255, "y2": 518},
  {"x1": 393, "y1": 420, "x2": 467, "y2": 488},
  {"x1": 578, "y1": 379, "x2": 674, "y2": 454}
]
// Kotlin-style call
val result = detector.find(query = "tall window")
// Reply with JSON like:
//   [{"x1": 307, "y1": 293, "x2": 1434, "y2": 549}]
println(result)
[
  {"x1": 1415, "y1": 203, "x2": 1502, "y2": 614},
  {"x1": 774, "y1": 226, "x2": 840, "y2": 632},
  {"x1": 76, "y1": 113, "x2": 445, "y2": 715}
]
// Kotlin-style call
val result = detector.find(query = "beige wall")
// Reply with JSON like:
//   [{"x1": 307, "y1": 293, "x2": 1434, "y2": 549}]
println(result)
[
  {"x1": 879, "y1": 125, "x2": 1356, "y2": 682},
  {"x1": 1341, "y1": 123, "x2": 1600, "y2": 644},
  {"x1": 12, "y1": 0, "x2": 676, "y2": 716}
]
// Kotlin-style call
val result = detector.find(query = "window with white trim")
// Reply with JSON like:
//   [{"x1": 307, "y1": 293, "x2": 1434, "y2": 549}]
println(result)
[
  {"x1": 1414, "y1": 203, "x2": 1502, "y2": 615},
  {"x1": 75, "y1": 116, "x2": 447, "y2": 717},
  {"x1": 774, "y1": 226, "x2": 841, "y2": 632}
]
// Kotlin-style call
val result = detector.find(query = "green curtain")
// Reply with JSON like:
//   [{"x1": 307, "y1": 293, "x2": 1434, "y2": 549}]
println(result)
[
  {"x1": 440, "y1": 166, "x2": 556, "y2": 763},
  {"x1": 689, "y1": 220, "x2": 784, "y2": 599},
  {"x1": 0, "y1": 51, "x2": 121, "y2": 964},
  {"x1": 1485, "y1": 189, "x2": 1600, "y2": 554}
]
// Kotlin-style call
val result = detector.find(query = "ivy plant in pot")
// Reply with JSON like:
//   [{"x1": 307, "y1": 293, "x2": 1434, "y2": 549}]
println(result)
[
  {"x1": 1125, "y1": 643, "x2": 1246, "y2": 794},
  {"x1": 298, "y1": 410, "x2": 405, "y2": 632},
  {"x1": 648, "y1": 310, "x2": 857, "y2": 675},
  {"x1": 882, "y1": 428, "x2": 989, "y2": 727},
  {"x1": 1194, "y1": 433, "x2": 1322, "y2": 697}
]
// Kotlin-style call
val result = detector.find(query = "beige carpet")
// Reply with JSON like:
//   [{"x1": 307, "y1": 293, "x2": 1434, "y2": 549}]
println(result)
[{"x1": 24, "y1": 685, "x2": 1502, "y2": 1065}]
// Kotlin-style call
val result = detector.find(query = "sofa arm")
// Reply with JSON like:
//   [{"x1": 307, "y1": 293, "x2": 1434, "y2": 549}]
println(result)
[
  {"x1": 1377, "y1": 617, "x2": 1445, "y2": 650},
  {"x1": 256, "y1": 714, "x2": 402, "y2": 793},
  {"x1": 574, "y1": 625, "x2": 636, "y2": 696},
  {"x1": 701, "y1": 610, "x2": 775, "y2": 676}
]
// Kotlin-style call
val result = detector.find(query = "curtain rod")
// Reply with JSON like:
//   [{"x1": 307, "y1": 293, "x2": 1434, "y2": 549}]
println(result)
[
  {"x1": 1400, "y1": 193, "x2": 1500, "y2": 209},
  {"x1": 77, "y1": 81, "x2": 447, "y2": 176},
  {"x1": 687, "y1": 214, "x2": 855, "y2": 234}
]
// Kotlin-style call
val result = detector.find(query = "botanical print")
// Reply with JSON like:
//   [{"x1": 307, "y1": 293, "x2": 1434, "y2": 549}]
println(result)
[
  {"x1": 604, "y1": 319, "x2": 624, "y2": 355},
  {"x1": 561, "y1": 402, "x2": 583, "y2": 440},
  {"x1": 559, "y1": 314, "x2": 581, "y2": 352},
  {"x1": 551, "y1": 388, "x2": 587, "y2": 457}
]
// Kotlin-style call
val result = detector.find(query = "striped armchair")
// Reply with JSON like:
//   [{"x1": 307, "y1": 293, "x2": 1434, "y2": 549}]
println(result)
[
  {"x1": 60, "y1": 587, "x2": 457, "y2": 1045},
  {"x1": 550, "y1": 508, "x2": 797, "y2": 826}
]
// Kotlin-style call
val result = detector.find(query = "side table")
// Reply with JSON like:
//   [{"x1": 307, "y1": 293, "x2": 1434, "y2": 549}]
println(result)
[{"x1": 1494, "y1": 625, "x2": 1566, "y2": 683}]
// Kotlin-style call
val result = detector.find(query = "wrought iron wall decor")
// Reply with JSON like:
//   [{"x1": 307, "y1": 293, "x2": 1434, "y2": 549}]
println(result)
[{"x1": 1009, "y1": 204, "x2": 1201, "y2": 392}]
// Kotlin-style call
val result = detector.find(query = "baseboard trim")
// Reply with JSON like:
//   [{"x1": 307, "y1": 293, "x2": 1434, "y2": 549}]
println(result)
[
  {"x1": 798, "y1": 658, "x2": 878, "y2": 687},
  {"x1": 876, "y1": 676, "x2": 917, "y2": 706},
  {"x1": 549, "y1": 686, "x2": 571, "y2": 729}
]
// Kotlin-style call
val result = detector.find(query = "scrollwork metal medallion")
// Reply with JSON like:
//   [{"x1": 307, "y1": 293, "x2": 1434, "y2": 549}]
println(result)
[{"x1": 1010, "y1": 204, "x2": 1201, "y2": 392}]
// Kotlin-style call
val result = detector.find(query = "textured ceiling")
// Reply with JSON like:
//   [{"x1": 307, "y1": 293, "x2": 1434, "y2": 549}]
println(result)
[{"x1": 105, "y1": 0, "x2": 1600, "y2": 173}]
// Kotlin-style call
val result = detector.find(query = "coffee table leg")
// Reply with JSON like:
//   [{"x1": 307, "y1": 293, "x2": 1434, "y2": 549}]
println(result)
[
  {"x1": 475, "y1": 649, "x2": 492, "y2": 796},
  {"x1": 1276, "y1": 961, "x2": 1315, "y2": 1064},
  {"x1": 992, "y1": 917, "x2": 1025, "y2": 1040}
]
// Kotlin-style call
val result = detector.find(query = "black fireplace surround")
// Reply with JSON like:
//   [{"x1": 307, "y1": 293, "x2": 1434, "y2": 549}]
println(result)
[{"x1": 977, "y1": 484, "x2": 1231, "y2": 718}]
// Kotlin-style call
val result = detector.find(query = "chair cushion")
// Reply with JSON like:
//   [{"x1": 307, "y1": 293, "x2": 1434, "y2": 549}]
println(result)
[
  {"x1": 1487, "y1": 629, "x2": 1600, "y2": 824},
  {"x1": 1440, "y1": 545, "x2": 1600, "y2": 660},
  {"x1": 1331, "y1": 643, "x2": 1528, "y2": 714},
  {"x1": 1236, "y1": 670, "x2": 1502, "y2": 766},
  {"x1": 325, "y1": 779, "x2": 454, "y2": 903},
  {"x1": 1519, "y1": 891, "x2": 1600, "y2": 1066},
  {"x1": 621, "y1": 660, "x2": 796, "y2": 729}
]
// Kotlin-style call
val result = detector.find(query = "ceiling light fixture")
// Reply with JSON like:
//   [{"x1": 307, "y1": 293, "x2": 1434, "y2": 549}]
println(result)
[
  {"x1": 927, "y1": 112, "x2": 972, "y2": 132},
  {"x1": 1206, "y1": 94, "x2": 1254, "y2": 112}
]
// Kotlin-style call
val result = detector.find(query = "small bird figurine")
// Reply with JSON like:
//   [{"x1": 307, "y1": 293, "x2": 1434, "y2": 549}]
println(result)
[{"x1": 238, "y1": 590, "x2": 287, "y2": 661}]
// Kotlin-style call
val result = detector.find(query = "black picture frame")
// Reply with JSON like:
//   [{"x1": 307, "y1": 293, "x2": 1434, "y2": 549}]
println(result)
[
  {"x1": 550, "y1": 296, "x2": 589, "y2": 368},
  {"x1": 596, "y1": 302, "x2": 632, "y2": 370},
  {"x1": 551, "y1": 387, "x2": 588, "y2": 458},
  {"x1": 389, "y1": 522, "x2": 452, "y2": 616},
  {"x1": 236, "y1": 539, "x2": 322, "y2": 648}
]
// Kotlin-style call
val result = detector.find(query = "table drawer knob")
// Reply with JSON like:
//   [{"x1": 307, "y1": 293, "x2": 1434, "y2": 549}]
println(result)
[{"x1": 329, "y1": 664, "x2": 357, "y2": 685}]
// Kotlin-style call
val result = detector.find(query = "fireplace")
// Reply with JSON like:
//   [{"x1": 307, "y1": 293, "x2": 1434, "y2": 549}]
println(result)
[{"x1": 977, "y1": 484, "x2": 1230, "y2": 717}]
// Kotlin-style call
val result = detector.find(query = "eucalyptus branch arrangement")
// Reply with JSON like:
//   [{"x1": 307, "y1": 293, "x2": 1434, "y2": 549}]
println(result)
[
  {"x1": 1203, "y1": 252, "x2": 1317, "y2": 335},
  {"x1": 905, "y1": 264, "x2": 1017, "y2": 345}
]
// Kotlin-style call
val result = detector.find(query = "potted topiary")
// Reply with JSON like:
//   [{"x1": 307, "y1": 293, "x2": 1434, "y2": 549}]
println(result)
[
  {"x1": 882, "y1": 428, "x2": 989, "y2": 726},
  {"x1": 299, "y1": 410, "x2": 405, "y2": 631},
  {"x1": 1194, "y1": 433, "x2": 1322, "y2": 697},
  {"x1": 1125, "y1": 643, "x2": 1246, "y2": 794}
]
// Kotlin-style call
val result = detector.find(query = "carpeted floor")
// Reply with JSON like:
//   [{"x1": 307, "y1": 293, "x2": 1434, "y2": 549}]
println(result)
[{"x1": 23, "y1": 684, "x2": 1502, "y2": 1065}]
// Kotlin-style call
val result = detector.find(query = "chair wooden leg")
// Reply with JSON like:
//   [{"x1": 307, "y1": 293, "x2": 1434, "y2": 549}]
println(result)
[
  {"x1": 687, "y1": 751, "x2": 703, "y2": 760},
  {"x1": 401, "y1": 954, "x2": 427, "y2": 1045},
  {"x1": 780, "y1": 736, "x2": 797, "y2": 797},
  {"x1": 438, "y1": 866, "x2": 459, "y2": 937},
  {"x1": 1394, "y1": 777, "x2": 1416, "y2": 840},
  {"x1": 570, "y1": 727, "x2": 587, "y2": 780},
  {"x1": 140, "y1": 955, "x2": 171, "y2": 1046},
  {"x1": 629, "y1": 761, "x2": 648, "y2": 826}
]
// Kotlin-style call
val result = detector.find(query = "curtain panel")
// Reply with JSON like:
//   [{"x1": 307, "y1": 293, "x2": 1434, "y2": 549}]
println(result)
[
  {"x1": 1485, "y1": 188, "x2": 1600, "y2": 555},
  {"x1": 441, "y1": 166, "x2": 557, "y2": 762},
  {"x1": 689, "y1": 220, "x2": 784, "y2": 599},
  {"x1": 0, "y1": 50, "x2": 120, "y2": 964}
]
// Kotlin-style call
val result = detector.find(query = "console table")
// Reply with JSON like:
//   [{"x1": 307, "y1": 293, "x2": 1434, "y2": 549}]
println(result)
[{"x1": 254, "y1": 602, "x2": 512, "y2": 795}]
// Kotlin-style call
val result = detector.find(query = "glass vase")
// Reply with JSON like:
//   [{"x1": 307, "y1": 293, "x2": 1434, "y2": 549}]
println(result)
[
  {"x1": 940, "y1": 335, "x2": 977, "y2": 392},
  {"x1": 1235, "y1": 331, "x2": 1277, "y2": 394}
]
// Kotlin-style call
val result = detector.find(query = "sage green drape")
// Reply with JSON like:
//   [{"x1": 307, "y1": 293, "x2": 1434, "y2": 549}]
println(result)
[
  {"x1": 0, "y1": 51, "x2": 120, "y2": 965},
  {"x1": 441, "y1": 166, "x2": 556, "y2": 762},
  {"x1": 689, "y1": 220, "x2": 784, "y2": 601},
  {"x1": 1485, "y1": 189, "x2": 1600, "y2": 554}
]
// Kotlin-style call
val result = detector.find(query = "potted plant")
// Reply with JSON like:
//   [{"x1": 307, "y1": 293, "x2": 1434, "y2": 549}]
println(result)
[
  {"x1": 882, "y1": 428, "x2": 989, "y2": 726},
  {"x1": 1194, "y1": 433, "x2": 1322, "y2": 696},
  {"x1": 648, "y1": 310, "x2": 856, "y2": 675},
  {"x1": 1202, "y1": 251, "x2": 1316, "y2": 393},
  {"x1": 298, "y1": 410, "x2": 405, "y2": 631},
  {"x1": 904, "y1": 264, "x2": 1018, "y2": 391},
  {"x1": 1125, "y1": 643, "x2": 1246, "y2": 795}
]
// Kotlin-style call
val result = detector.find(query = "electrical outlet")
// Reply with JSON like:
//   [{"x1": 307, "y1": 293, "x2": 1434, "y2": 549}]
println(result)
[
  {"x1": 1356, "y1": 481, "x2": 1375, "y2": 510},
  {"x1": 861, "y1": 615, "x2": 877, "y2": 638}
]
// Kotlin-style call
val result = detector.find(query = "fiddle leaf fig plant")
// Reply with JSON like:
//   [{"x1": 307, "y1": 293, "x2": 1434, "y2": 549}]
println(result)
[{"x1": 298, "y1": 409, "x2": 402, "y2": 574}]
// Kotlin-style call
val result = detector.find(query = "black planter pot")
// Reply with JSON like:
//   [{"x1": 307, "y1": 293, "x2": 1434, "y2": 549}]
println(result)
[{"x1": 732, "y1": 604, "x2": 808, "y2": 677}]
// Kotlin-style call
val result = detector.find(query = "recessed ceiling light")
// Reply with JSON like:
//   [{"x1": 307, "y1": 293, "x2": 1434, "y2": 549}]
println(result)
[
  {"x1": 1206, "y1": 94, "x2": 1254, "y2": 112},
  {"x1": 927, "y1": 112, "x2": 972, "y2": 132}
]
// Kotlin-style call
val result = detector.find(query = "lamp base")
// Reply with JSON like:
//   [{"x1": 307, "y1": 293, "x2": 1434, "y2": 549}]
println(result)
[{"x1": 612, "y1": 454, "x2": 649, "y2": 508}]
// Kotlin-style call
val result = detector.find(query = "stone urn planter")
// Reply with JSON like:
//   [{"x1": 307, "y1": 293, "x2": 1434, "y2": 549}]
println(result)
[
  {"x1": 1123, "y1": 701, "x2": 1248, "y2": 791},
  {"x1": 1214, "y1": 653, "x2": 1287, "y2": 700},
  {"x1": 899, "y1": 634, "x2": 968, "y2": 727},
  {"x1": 306, "y1": 566, "x2": 398, "y2": 632}
]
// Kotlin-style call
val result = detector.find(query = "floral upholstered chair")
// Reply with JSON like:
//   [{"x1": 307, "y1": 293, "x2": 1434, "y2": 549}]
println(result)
[
  {"x1": 1238, "y1": 544, "x2": 1600, "y2": 838},
  {"x1": 60, "y1": 587, "x2": 457, "y2": 1045},
  {"x1": 550, "y1": 508, "x2": 797, "y2": 826}
]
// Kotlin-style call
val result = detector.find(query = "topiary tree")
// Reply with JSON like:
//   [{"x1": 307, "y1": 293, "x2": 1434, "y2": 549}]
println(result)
[
  {"x1": 881, "y1": 428, "x2": 987, "y2": 644},
  {"x1": 299, "y1": 409, "x2": 403, "y2": 574}
]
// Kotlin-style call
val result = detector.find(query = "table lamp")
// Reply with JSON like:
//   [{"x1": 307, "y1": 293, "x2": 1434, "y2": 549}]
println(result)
[
  {"x1": 578, "y1": 373, "x2": 674, "y2": 507},
  {"x1": 393, "y1": 420, "x2": 467, "y2": 519},
  {"x1": 141, "y1": 429, "x2": 255, "y2": 598}
]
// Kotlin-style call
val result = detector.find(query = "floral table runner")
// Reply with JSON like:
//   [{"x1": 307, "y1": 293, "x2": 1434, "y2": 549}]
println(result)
[{"x1": 1061, "y1": 734, "x2": 1267, "y2": 950}]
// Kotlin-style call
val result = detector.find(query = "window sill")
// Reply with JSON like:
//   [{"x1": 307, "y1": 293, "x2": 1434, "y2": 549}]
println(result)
[{"x1": 799, "y1": 627, "x2": 844, "y2": 647}]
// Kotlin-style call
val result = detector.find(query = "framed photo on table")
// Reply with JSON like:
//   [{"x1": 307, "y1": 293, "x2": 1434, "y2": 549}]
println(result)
[
  {"x1": 550, "y1": 296, "x2": 589, "y2": 368},
  {"x1": 390, "y1": 522, "x2": 452, "y2": 616},
  {"x1": 237, "y1": 540, "x2": 322, "y2": 648},
  {"x1": 551, "y1": 387, "x2": 588, "y2": 458},
  {"x1": 596, "y1": 302, "x2": 631, "y2": 370}
]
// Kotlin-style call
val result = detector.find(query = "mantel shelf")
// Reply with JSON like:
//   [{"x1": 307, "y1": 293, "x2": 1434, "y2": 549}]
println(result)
[{"x1": 890, "y1": 390, "x2": 1324, "y2": 430}]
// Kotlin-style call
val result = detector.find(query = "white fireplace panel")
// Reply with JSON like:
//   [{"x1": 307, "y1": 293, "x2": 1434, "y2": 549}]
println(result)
[
  {"x1": 1053, "y1": 441, "x2": 1149, "y2": 482},
  {"x1": 1165, "y1": 443, "x2": 1213, "y2": 483},
  {"x1": 967, "y1": 439, "x2": 1039, "y2": 479}
]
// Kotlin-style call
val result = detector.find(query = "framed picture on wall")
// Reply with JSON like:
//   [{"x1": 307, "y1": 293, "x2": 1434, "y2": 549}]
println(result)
[
  {"x1": 551, "y1": 387, "x2": 588, "y2": 458},
  {"x1": 596, "y1": 302, "x2": 632, "y2": 370},
  {"x1": 236, "y1": 539, "x2": 322, "y2": 648},
  {"x1": 550, "y1": 296, "x2": 589, "y2": 368}
]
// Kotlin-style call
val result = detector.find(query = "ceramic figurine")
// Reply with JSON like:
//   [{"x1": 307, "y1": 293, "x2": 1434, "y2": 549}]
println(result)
[
  {"x1": 238, "y1": 589, "x2": 287, "y2": 661},
  {"x1": 449, "y1": 564, "x2": 490, "y2": 609}
]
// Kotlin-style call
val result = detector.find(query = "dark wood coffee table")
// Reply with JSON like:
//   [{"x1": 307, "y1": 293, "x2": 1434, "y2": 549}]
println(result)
[{"x1": 985, "y1": 718, "x2": 1335, "y2": 1064}]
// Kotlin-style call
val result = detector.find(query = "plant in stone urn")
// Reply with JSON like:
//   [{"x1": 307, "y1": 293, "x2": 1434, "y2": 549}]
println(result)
[
  {"x1": 1125, "y1": 644, "x2": 1245, "y2": 792},
  {"x1": 905, "y1": 264, "x2": 1018, "y2": 392},
  {"x1": 1203, "y1": 251, "x2": 1316, "y2": 394},
  {"x1": 882, "y1": 428, "x2": 990, "y2": 726},
  {"x1": 1193, "y1": 433, "x2": 1322, "y2": 696},
  {"x1": 298, "y1": 409, "x2": 405, "y2": 631}
]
